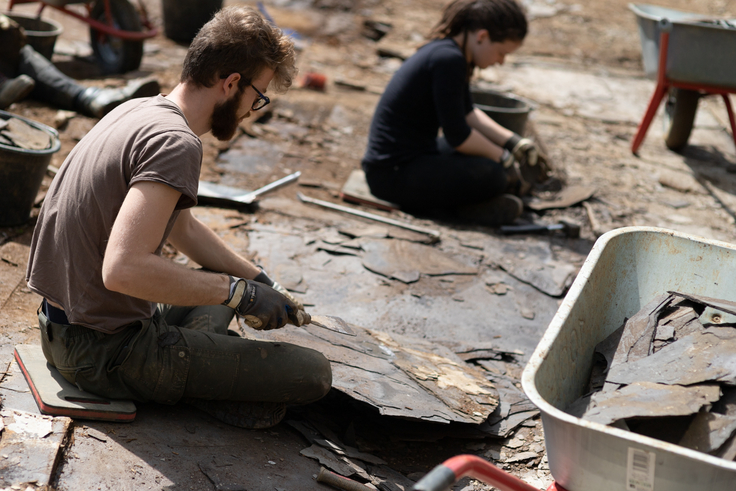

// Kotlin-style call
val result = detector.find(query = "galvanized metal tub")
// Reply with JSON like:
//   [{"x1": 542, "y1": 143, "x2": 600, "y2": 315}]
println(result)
[
  {"x1": 0, "y1": 110, "x2": 60, "y2": 226},
  {"x1": 4, "y1": 12, "x2": 63, "y2": 60},
  {"x1": 521, "y1": 226, "x2": 736, "y2": 491},
  {"x1": 470, "y1": 88, "x2": 532, "y2": 136},
  {"x1": 630, "y1": 3, "x2": 736, "y2": 90}
]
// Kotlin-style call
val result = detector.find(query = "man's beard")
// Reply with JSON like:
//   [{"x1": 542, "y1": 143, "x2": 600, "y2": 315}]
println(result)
[{"x1": 210, "y1": 89, "x2": 247, "y2": 141}]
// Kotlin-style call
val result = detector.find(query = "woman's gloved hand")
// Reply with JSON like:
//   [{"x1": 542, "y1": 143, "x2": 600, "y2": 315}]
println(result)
[
  {"x1": 500, "y1": 148, "x2": 515, "y2": 169},
  {"x1": 503, "y1": 161, "x2": 531, "y2": 197},
  {"x1": 504, "y1": 134, "x2": 538, "y2": 167},
  {"x1": 253, "y1": 268, "x2": 305, "y2": 311},
  {"x1": 223, "y1": 276, "x2": 310, "y2": 330}
]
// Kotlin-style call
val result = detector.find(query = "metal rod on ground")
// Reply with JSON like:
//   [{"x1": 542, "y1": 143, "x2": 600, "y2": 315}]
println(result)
[
  {"x1": 316, "y1": 467, "x2": 374, "y2": 491},
  {"x1": 235, "y1": 171, "x2": 301, "y2": 203},
  {"x1": 297, "y1": 192, "x2": 441, "y2": 242},
  {"x1": 582, "y1": 201, "x2": 602, "y2": 238}
]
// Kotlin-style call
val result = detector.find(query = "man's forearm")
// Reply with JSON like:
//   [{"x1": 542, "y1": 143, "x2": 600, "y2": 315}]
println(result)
[
  {"x1": 103, "y1": 251, "x2": 231, "y2": 306},
  {"x1": 168, "y1": 210, "x2": 261, "y2": 280},
  {"x1": 103, "y1": 184, "x2": 252, "y2": 307}
]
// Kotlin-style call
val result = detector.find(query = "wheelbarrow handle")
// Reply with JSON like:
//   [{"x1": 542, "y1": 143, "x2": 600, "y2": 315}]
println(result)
[{"x1": 411, "y1": 455, "x2": 565, "y2": 491}]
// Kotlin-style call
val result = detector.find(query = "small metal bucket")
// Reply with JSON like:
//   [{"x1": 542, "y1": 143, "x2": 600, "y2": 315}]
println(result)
[
  {"x1": 5, "y1": 12, "x2": 63, "y2": 60},
  {"x1": 470, "y1": 89, "x2": 532, "y2": 135},
  {"x1": 0, "y1": 110, "x2": 60, "y2": 226}
]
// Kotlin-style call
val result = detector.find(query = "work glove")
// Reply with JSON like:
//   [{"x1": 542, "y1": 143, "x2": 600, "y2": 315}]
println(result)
[
  {"x1": 223, "y1": 276, "x2": 310, "y2": 330},
  {"x1": 500, "y1": 148, "x2": 515, "y2": 169},
  {"x1": 520, "y1": 152, "x2": 551, "y2": 187},
  {"x1": 253, "y1": 268, "x2": 305, "y2": 311},
  {"x1": 503, "y1": 160, "x2": 531, "y2": 197},
  {"x1": 504, "y1": 134, "x2": 538, "y2": 168}
]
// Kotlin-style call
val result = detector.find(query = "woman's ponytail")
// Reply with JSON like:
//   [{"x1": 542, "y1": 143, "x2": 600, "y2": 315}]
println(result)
[{"x1": 429, "y1": 0, "x2": 527, "y2": 43}]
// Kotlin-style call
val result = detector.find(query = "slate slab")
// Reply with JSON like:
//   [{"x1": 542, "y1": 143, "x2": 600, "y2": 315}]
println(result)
[
  {"x1": 608, "y1": 293, "x2": 671, "y2": 371},
  {"x1": 485, "y1": 238, "x2": 577, "y2": 297},
  {"x1": 607, "y1": 328, "x2": 736, "y2": 386},
  {"x1": 581, "y1": 382, "x2": 721, "y2": 425},
  {"x1": 361, "y1": 239, "x2": 478, "y2": 283},
  {"x1": 253, "y1": 324, "x2": 498, "y2": 424},
  {"x1": 0, "y1": 409, "x2": 71, "y2": 488},
  {"x1": 0, "y1": 117, "x2": 52, "y2": 150},
  {"x1": 679, "y1": 412, "x2": 736, "y2": 454}
]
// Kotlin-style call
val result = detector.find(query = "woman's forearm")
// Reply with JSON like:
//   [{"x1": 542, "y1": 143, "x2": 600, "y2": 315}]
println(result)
[
  {"x1": 466, "y1": 107, "x2": 514, "y2": 147},
  {"x1": 454, "y1": 128, "x2": 506, "y2": 161}
]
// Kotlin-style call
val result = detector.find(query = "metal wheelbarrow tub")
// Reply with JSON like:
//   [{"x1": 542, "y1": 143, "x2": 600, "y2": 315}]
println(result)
[
  {"x1": 521, "y1": 227, "x2": 736, "y2": 491},
  {"x1": 630, "y1": 3, "x2": 736, "y2": 90}
]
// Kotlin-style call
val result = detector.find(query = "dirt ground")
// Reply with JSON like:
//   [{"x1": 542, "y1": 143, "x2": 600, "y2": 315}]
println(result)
[
  {"x1": 5, "y1": 0, "x2": 736, "y2": 239},
  {"x1": 2, "y1": 0, "x2": 736, "y2": 489}
]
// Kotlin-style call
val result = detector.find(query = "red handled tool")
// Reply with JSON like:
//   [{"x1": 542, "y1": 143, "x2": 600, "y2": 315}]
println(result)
[{"x1": 411, "y1": 455, "x2": 568, "y2": 491}]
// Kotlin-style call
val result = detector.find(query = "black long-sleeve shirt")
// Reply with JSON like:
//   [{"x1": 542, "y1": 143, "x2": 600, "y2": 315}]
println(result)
[{"x1": 362, "y1": 38, "x2": 474, "y2": 169}]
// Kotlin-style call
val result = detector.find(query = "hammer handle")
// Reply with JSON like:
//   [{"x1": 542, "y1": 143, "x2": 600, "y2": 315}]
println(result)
[
  {"x1": 316, "y1": 467, "x2": 373, "y2": 491},
  {"x1": 500, "y1": 223, "x2": 560, "y2": 234}
]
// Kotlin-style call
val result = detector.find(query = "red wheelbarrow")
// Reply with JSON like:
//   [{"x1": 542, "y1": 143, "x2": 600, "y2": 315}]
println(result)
[
  {"x1": 317, "y1": 455, "x2": 567, "y2": 491},
  {"x1": 411, "y1": 455, "x2": 566, "y2": 491},
  {"x1": 7, "y1": 0, "x2": 158, "y2": 74},
  {"x1": 629, "y1": 4, "x2": 736, "y2": 154}
]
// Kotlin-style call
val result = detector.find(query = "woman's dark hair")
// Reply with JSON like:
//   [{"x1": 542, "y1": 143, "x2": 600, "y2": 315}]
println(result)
[{"x1": 429, "y1": 0, "x2": 528, "y2": 43}]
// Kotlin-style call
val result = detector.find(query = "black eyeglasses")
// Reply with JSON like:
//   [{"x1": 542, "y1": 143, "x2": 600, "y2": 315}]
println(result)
[{"x1": 251, "y1": 85, "x2": 270, "y2": 111}]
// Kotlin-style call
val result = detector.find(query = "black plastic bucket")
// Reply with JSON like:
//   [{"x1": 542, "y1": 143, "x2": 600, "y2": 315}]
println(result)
[
  {"x1": 471, "y1": 89, "x2": 532, "y2": 135},
  {"x1": 5, "y1": 12, "x2": 63, "y2": 60},
  {"x1": 0, "y1": 110, "x2": 60, "y2": 226},
  {"x1": 162, "y1": 0, "x2": 222, "y2": 43}
]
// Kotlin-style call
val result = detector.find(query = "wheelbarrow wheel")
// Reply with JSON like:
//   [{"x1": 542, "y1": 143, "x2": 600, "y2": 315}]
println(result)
[
  {"x1": 89, "y1": 0, "x2": 144, "y2": 74},
  {"x1": 663, "y1": 88, "x2": 700, "y2": 151}
]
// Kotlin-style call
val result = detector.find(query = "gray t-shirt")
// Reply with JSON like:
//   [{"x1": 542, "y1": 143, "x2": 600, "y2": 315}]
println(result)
[{"x1": 26, "y1": 95, "x2": 202, "y2": 333}]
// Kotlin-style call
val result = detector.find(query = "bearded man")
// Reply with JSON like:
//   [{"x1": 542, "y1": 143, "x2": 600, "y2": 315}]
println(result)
[{"x1": 25, "y1": 6, "x2": 331, "y2": 429}]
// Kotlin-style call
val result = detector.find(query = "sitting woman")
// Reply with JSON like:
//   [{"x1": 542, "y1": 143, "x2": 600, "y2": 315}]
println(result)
[{"x1": 361, "y1": 0, "x2": 541, "y2": 226}]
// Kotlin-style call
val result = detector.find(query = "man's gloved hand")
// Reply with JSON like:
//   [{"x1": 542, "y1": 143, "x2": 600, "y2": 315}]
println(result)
[
  {"x1": 504, "y1": 134, "x2": 538, "y2": 168},
  {"x1": 253, "y1": 268, "x2": 305, "y2": 311},
  {"x1": 223, "y1": 276, "x2": 310, "y2": 330}
]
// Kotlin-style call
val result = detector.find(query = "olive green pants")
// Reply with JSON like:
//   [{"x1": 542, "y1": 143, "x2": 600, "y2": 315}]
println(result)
[{"x1": 39, "y1": 303, "x2": 332, "y2": 405}]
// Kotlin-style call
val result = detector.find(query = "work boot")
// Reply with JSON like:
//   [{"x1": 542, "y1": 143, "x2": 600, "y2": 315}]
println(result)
[
  {"x1": 0, "y1": 74, "x2": 35, "y2": 109},
  {"x1": 74, "y1": 76, "x2": 160, "y2": 118},
  {"x1": 185, "y1": 399, "x2": 287, "y2": 429},
  {"x1": 457, "y1": 194, "x2": 523, "y2": 227}
]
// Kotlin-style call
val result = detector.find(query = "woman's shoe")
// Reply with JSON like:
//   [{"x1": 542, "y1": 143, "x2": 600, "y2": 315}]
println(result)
[{"x1": 458, "y1": 194, "x2": 523, "y2": 226}]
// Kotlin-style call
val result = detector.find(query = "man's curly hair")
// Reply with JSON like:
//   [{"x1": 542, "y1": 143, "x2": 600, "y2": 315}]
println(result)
[{"x1": 180, "y1": 6, "x2": 296, "y2": 92}]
